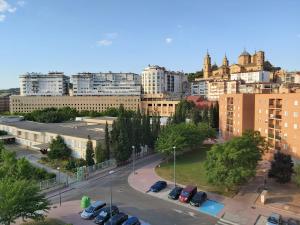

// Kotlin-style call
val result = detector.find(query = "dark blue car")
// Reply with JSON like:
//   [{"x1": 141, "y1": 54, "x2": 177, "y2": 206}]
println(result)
[
  {"x1": 150, "y1": 181, "x2": 167, "y2": 192},
  {"x1": 122, "y1": 217, "x2": 141, "y2": 225}
]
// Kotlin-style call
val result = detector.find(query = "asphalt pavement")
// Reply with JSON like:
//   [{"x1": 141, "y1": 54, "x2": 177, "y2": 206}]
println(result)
[{"x1": 49, "y1": 155, "x2": 218, "y2": 225}]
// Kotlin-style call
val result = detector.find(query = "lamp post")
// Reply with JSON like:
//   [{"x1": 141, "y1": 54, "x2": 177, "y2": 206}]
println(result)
[
  {"x1": 132, "y1": 146, "x2": 135, "y2": 175},
  {"x1": 173, "y1": 146, "x2": 176, "y2": 188},
  {"x1": 109, "y1": 170, "x2": 115, "y2": 222},
  {"x1": 57, "y1": 167, "x2": 61, "y2": 206}
]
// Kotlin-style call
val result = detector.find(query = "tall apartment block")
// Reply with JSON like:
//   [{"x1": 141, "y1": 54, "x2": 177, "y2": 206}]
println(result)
[
  {"x1": 71, "y1": 72, "x2": 141, "y2": 96},
  {"x1": 141, "y1": 65, "x2": 188, "y2": 97},
  {"x1": 219, "y1": 94, "x2": 255, "y2": 139},
  {"x1": 219, "y1": 93, "x2": 300, "y2": 159},
  {"x1": 20, "y1": 72, "x2": 70, "y2": 96}
]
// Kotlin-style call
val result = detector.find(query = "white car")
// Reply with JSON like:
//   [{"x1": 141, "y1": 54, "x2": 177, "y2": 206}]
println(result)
[{"x1": 80, "y1": 200, "x2": 106, "y2": 220}]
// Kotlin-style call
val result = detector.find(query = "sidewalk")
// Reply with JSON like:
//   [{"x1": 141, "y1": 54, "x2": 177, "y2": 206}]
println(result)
[{"x1": 128, "y1": 159, "x2": 300, "y2": 225}]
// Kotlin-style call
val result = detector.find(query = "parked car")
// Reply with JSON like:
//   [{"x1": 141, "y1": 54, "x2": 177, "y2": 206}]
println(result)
[
  {"x1": 81, "y1": 201, "x2": 106, "y2": 219},
  {"x1": 94, "y1": 205, "x2": 119, "y2": 224},
  {"x1": 149, "y1": 181, "x2": 167, "y2": 192},
  {"x1": 168, "y1": 186, "x2": 183, "y2": 200},
  {"x1": 104, "y1": 212, "x2": 128, "y2": 225},
  {"x1": 266, "y1": 213, "x2": 282, "y2": 225},
  {"x1": 122, "y1": 217, "x2": 141, "y2": 225},
  {"x1": 189, "y1": 191, "x2": 207, "y2": 207},
  {"x1": 287, "y1": 218, "x2": 300, "y2": 225},
  {"x1": 179, "y1": 185, "x2": 197, "y2": 203}
]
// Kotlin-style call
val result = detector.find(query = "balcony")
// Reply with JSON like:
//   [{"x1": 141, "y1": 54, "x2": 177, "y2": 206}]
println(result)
[
  {"x1": 268, "y1": 133, "x2": 274, "y2": 139},
  {"x1": 275, "y1": 135, "x2": 281, "y2": 141}
]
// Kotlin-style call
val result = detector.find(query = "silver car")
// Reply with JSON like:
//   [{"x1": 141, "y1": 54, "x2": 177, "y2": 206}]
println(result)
[
  {"x1": 81, "y1": 200, "x2": 106, "y2": 220},
  {"x1": 266, "y1": 213, "x2": 282, "y2": 225}
]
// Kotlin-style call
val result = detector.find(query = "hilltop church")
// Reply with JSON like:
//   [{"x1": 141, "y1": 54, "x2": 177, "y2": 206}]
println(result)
[{"x1": 203, "y1": 50, "x2": 265, "y2": 79}]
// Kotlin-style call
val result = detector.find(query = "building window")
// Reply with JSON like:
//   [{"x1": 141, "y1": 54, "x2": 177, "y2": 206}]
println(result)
[
  {"x1": 284, "y1": 123, "x2": 288, "y2": 128},
  {"x1": 294, "y1": 100, "x2": 299, "y2": 106},
  {"x1": 294, "y1": 112, "x2": 299, "y2": 118},
  {"x1": 294, "y1": 124, "x2": 298, "y2": 129},
  {"x1": 284, "y1": 111, "x2": 288, "y2": 116}
]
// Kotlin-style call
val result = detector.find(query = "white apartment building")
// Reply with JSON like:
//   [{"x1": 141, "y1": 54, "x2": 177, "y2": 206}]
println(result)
[
  {"x1": 71, "y1": 72, "x2": 141, "y2": 96},
  {"x1": 141, "y1": 65, "x2": 188, "y2": 97},
  {"x1": 191, "y1": 79, "x2": 208, "y2": 97},
  {"x1": 230, "y1": 71, "x2": 270, "y2": 83},
  {"x1": 20, "y1": 72, "x2": 69, "y2": 96}
]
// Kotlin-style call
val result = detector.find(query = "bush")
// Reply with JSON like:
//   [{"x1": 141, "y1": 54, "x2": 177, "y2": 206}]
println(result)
[
  {"x1": 0, "y1": 130, "x2": 8, "y2": 136},
  {"x1": 48, "y1": 136, "x2": 72, "y2": 160},
  {"x1": 269, "y1": 152, "x2": 294, "y2": 183},
  {"x1": 293, "y1": 164, "x2": 300, "y2": 187}
]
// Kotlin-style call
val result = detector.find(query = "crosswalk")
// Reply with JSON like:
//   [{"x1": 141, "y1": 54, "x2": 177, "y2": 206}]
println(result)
[{"x1": 215, "y1": 218, "x2": 240, "y2": 225}]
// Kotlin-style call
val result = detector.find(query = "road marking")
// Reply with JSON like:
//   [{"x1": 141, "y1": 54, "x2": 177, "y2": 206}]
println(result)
[
  {"x1": 173, "y1": 209, "x2": 183, "y2": 214},
  {"x1": 188, "y1": 211, "x2": 196, "y2": 217}
]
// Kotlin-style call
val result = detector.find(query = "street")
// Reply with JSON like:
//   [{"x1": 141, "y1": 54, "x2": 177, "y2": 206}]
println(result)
[{"x1": 49, "y1": 155, "x2": 218, "y2": 225}]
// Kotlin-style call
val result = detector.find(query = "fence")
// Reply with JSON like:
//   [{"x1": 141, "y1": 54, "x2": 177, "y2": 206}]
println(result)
[
  {"x1": 76, "y1": 159, "x2": 117, "y2": 181},
  {"x1": 39, "y1": 177, "x2": 59, "y2": 191}
]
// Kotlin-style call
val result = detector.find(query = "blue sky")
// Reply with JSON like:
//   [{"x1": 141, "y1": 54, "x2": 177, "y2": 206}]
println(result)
[{"x1": 0, "y1": 0, "x2": 300, "y2": 89}]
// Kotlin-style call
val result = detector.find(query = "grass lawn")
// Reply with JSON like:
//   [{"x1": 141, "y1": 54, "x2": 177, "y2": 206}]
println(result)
[
  {"x1": 21, "y1": 218, "x2": 70, "y2": 225},
  {"x1": 155, "y1": 144, "x2": 234, "y2": 197}
]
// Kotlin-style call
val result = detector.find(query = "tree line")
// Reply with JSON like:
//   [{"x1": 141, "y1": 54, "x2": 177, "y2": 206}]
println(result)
[
  {"x1": 85, "y1": 106, "x2": 160, "y2": 165},
  {"x1": 18, "y1": 107, "x2": 136, "y2": 123},
  {"x1": 170, "y1": 99, "x2": 219, "y2": 129}
]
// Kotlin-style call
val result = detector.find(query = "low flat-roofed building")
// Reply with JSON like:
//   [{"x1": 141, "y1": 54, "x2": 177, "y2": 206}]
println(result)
[
  {"x1": 10, "y1": 95, "x2": 141, "y2": 113},
  {"x1": 75, "y1": 116, "x2": 117, "y2": 125},
  {"x1": 0, "y1": 120, "x2": 108, "y2": 158},
  {"x1": 141, "y1": 99, "x2": 179, "y2": 117}
]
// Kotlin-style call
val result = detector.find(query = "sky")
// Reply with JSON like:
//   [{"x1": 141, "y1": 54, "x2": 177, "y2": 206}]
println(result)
[{"x1": 0, "y1": 0, "x2": 300, "y2": 89}]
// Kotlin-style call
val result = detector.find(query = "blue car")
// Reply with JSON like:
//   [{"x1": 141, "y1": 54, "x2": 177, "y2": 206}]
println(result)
[
  {"x1": 150, "y1": 181, "x2": 167, "y2": 192},
  {"x1": 122, "y1": 217, "x2": 141, "y2": 225}
]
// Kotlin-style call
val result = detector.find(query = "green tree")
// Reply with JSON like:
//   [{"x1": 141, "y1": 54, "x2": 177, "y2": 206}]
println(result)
[
  {"x1": 85, "y1": 136, "x2": 95, "y2": 166},
  {"x1": 191, "y1": 108, "x2": 202, "y2": 124},
  {"x1": 104, "y1": 122, "x2": 110, "y2": 160},
  {"x1": 48, "y1": 135, "x2": 71, "y2": 159},
  {"x1": 268, "y1": 152, "x2": 294, "y2": 183},
  {"x1": 156, "y1": 123, "x2": 211, "y2": 156},
  {"x1": 113, "y1": 129, "x2": 131, "y2": 163},
  {"x1": 293, "y1": 164, "x2": 300, "y2": 187},
  {"x1": 172, "y1": 100, "x2": 195, "y2": 124},
  {"x1": 0, "y1": 178, "x2": 50, "y2": 225},
  {"x1": 202, "y1": 107, "x2": 209, "y2": 123},
  {"x1": 211, "y1": 102, "x2": 219, "y2": 129},
  {"x1": 205, "y1": 132, "x2": 263, "y2": 190},
  {"x1": 95, "y1": 141, "x2": 105, "y2": 164}
]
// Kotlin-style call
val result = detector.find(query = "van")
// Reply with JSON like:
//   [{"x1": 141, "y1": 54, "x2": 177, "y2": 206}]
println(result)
[{"x1": 179, "y1": 185, "x2": 197, "y2": 203}]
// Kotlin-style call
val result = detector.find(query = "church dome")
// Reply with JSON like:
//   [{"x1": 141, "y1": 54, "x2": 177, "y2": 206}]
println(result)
[{"x1": 240, "y1": 49, "x2": 250, "y2": 56}]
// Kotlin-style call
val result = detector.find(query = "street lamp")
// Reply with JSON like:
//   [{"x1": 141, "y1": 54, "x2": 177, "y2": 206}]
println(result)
[
  {"x1": 132, "y1": 146, "x2": 136, "y2": 175},
  {"x1": 109, "y1": 170, "x2": 115, "y2": 222},
  {"x1": 57, "y1": 167, "x2": 61, "y2": 206},
  {"x1": 173, "y1": 146, "x2": 176, "y2": 188}
]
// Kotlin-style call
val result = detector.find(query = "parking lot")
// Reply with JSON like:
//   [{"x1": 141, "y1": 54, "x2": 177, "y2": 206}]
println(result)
[
  {"x1": 147, "y1": 183, "x2": 224, "y2": 218},
  {"x1": 28, "y1": 200, "x2": 151, "y2": 225}
]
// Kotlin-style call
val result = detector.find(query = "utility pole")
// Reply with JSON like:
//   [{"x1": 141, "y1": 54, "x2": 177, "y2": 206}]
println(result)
[
  {"x1": 132, "y1": 146, "x2": 136, "y2": 175},
  {"x1": 173, "y1": 146, "x2": 176, "y2": 188},
  {"x1": 57, "y1": 167, "x2": 61, "y2": 206},
  {"x1": 109, "y1": 170, "x2": 115, "y2": 221}
]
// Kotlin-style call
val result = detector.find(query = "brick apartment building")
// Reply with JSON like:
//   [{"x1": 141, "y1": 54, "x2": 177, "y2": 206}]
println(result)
[{"x1": 219, "y1": 93, "x2": 300, "y2": 159}]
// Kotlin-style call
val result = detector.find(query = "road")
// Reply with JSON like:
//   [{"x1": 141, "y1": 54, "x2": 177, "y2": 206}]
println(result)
[{"x1": 49, "y1": 155, "x2": 218, "y2": 225}]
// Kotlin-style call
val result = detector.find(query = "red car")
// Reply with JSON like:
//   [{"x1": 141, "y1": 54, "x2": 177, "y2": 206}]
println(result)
[{"x1": 179, "y1": 185, "x2": 197, "y2": 203}]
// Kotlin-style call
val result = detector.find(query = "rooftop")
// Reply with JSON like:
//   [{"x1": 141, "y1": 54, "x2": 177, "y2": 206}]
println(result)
[{"x1": 0, "y1": 120, "x2": 107, "y2": 140}]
